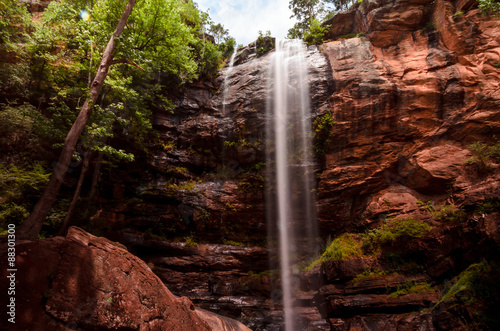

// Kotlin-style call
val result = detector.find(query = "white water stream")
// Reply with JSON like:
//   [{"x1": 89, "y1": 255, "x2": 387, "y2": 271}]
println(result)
[
  {"x1": 222, "y1": 48, "x2": 238, "y2": 116},
  {"x1": 266, "y1": 39, "x2": 318, "y2": 331}
]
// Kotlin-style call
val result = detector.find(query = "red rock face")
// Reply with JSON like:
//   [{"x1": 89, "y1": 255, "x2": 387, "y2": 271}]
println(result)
[
  {"x1": 92, "y1": 1, "x2": 500, "y2": 329},
  {"x1": 318, "y1": 0, "x2": 500, "y2": 233},
  {"x1": 0, "y1": 227, "x2": 251, "y2": 330}
]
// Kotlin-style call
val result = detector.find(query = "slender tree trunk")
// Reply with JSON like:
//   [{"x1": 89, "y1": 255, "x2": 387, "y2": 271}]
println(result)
[
  {"x1": 58, "y1": 149, "x2": 91, "y2": 236},
  {"x1": 88, "y1": 152, "x2": 103, "y2": 208},
  {"x1": 18, "y1": 0, "x2": 137, "y2": 240}
]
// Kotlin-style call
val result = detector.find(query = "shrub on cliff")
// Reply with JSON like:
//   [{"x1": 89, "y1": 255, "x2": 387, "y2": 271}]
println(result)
[
  {"x1": 464, "y1": 140, "x2": 500, "y2": 175},
  {"x1": 362, "y1": 218, "x2": 431, "y2": 252},
  {"x1": 479, "y1": 0, "x2": 500, "y2": 16},
  {"x1": 304, "y1": 233, "x2": 364, "y2": 271},
  {"x1": 256, "y1": 30, "x2": 275, "y2": 56},
  {"x1": 304, "y1": 18, "x2": 329, "y2": 46},
  {"x1": 436, "y1": 260, "x2": 500, "y2": 330}
]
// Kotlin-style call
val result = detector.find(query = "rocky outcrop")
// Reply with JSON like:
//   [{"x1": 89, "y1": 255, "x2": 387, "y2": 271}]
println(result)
[
  {"x1": 102, "y1": 0, "x2": 500, "y2": 242},
  {"x1": 0, "y1": 227, "x2": 251, "y2": 330},
  {"x1": 317, "y1": 0, "x2": 500, "y2": 233},
  {"x1": 92, "y1": 0, "x2": 500, "y2": 329},
  {"x1": 118, "y1": 232, "x2": 329, "y2": 330}
]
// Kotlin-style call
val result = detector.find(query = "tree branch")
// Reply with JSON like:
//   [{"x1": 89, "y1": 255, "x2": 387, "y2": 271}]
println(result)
[{"x1": 110, "y1": 59, "x2": 144, "y2": 70}]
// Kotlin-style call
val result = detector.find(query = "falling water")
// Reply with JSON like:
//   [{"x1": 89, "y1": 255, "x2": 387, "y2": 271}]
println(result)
[
  {"x1": 222, "y1": 48, "x2": 238, "y2": 116},
  {"x1": 266, "y1": 40, "x2": 318, "y2": 331}
]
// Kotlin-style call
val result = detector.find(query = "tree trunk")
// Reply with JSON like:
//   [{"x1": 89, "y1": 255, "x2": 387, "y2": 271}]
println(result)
[
  {"x1": 58, "y1": 149, "x2": 90, "y2": 236},
  {"x1": 88, "y1": 151, "x2": 103, "y2": 208},
  {"x1": 18, "y1": 0, "x2": 137, "y2": 240}
]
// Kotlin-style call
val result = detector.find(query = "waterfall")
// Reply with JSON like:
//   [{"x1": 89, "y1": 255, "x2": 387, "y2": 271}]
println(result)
[
  {"x1": 222, "y1": 48, "x2": 238, "y2": 116},
  {"x1": 266, "y1": 39, "x2": 318, "y2": 330}
]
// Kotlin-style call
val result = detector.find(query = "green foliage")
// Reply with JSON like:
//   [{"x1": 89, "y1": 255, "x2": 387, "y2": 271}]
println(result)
[
  {"x1": 362, "y1": 218, "x2": 431, "y2": 252},
  {"x1": 338, "y1": 32, "x2": 365, "y2": 39},
  {"x1": 313, "y1": 112, "x2": 335, "y2": 156},
  {"x1": 222, "y1": 239, "x2": 248, "y2": 246},
  {"x1": 304, "y1": 18, "x2": 329, "y2": 46},
  {"x1": 323, "y1": 233, "x2": 364, "y2": 260},
  {"x1": 0, "y1": 0, "x2": 31, "y2": 46},
  {"x1": 0, "y1": 0, "x2": 31, "y2": 95},
  {"x1": 306, "y1": 218, "x2": 431, "y2": 272},
  {"x1": 479, "y1": 0, "x2": 500, "y2": 16},
  {"x1": 452, "y1": 11, "x2": 464, "y2": 20},
  {"x1": 237, "y1": 174, "x2": 265, "y2": 193},
  {"x1": 39, "y1": 198, "x2": 70, "y2": 238},
  {"x1": 224, "y1": 138, "x2": 262, "y2": 149},
  {"x1": 185, "y1": 236, "x2": 198, "y2": 247},
  {"x1": 195, "y1": 206, "x2": 210, "y2": 224},
  {"x1": 288, "y1": 0, "x2": 333, "y2": 38},
  {"x1": 436, "y1": 260, "x2": 500, "y2": 330},
  {"x1": 416, "y1": 199, "x2": 435, "y2": 212},
  {"x1": 475, "y1": 198, "x2": 500, "y2": 214},
  {"x1": 0, "y1": 203, "x2": 29, "y2": 230},
  {"x1": 0, "y1": 162, "x2": 51, "y2": 232},
  {"x1": 208, "y1": 23, "x2": 229, "y2": 44},
  {"x1": 256, "y1": 30, "x2": 275, "y2": 56},
  {"x1": 431, "y1": 205, "x2": 467, "y2": 224},
  {"x1": 305, "y1": 233, "x2": 364, "y2": 271},
  {"x1": 464, "y1": 140, "x2": 500, "y2": 175},
  {"x1": 194, "y1": 38, "x2": 223, "y2": 79},
  {"x1": 287, "y1": 22, "x2": 306, "y2": 39},
  {"x1": 0, "y1": 163, "x2": 50, "y2": 202},
  {"x1": 0, "y1": 103, "x2": 38, "y2": 152},
  {"x1": 389, "y1": 281, "x2": 433, "y2": 298},
  {"x1": 325, "y1": 0, "x2": 358, "y2": 12},
  {"x1": 350, "y1": 269, "x2": 392, "y2": 285}
]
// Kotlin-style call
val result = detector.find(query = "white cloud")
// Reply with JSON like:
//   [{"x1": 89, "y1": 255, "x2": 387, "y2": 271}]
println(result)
[{"x1": 195, "y1": 0, "x2": 297, "y2": 46}]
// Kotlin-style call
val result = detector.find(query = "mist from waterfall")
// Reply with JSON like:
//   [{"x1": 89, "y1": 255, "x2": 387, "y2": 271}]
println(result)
[{"x1": 266, "y1": 39, "x2": 319, "y2": 331}]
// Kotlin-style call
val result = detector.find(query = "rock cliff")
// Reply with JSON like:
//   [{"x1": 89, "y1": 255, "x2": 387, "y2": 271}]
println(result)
[{"x1": 92, "y1": 0, "x2": 500, "y2": 329}]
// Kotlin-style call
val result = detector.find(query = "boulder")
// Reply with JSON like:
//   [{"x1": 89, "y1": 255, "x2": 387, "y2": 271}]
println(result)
[{"x1": 0, "y1": 227, "x2": 250, "y2": 330}]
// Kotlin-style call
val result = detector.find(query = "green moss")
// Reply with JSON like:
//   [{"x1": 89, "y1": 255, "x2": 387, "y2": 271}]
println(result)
[
  {"x1": 304, "y1": 233, "x2": 364, "y2": 271},
  {"x1": 416, "y1": 199, "x2": 435, "y2": 212},
  {"x1": 432, "y1": 205, "x2": 467, "y2": 224},
  {"x1": 185, "y1": 236, "x2": 198, "y2": 247},
  {"x1": 247, "y1": 269, "x2": 279, "y2": 281},
  {"x1": 350, "y1": 269, "x2": 392, "y2": 285},
  {"x1": 436, "y1": 260, "x2": 500, "y2": 329},
  {"x1": 452, "y1": 11, "x2": 464, "y2": 20},
  {"x1": 362, "y1": 218, "x2": 431, "y2": 252},
  {"x1": 306, "y1": 218, "x2": 431, "y2": 272},
  {"x1": 222, "y1": 239, "x2": 248, "y2": 246},
  {"x1": 338, "y1": 32, "x2": 365, "y2": 39},
  {"x1": 389, "y1": 281, "x2": 433, "y2": 298},
  {"x1": 237, "y1": 174, "x2": 265, "y2": 193},
  {"x1": 313, "y1": 112, "x2": 335, "y2": 157}
]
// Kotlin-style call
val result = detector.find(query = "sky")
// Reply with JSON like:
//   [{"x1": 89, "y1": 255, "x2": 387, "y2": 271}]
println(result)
[{"x1": 195, "y1": 0, "x2": 297, "y2": 46}]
